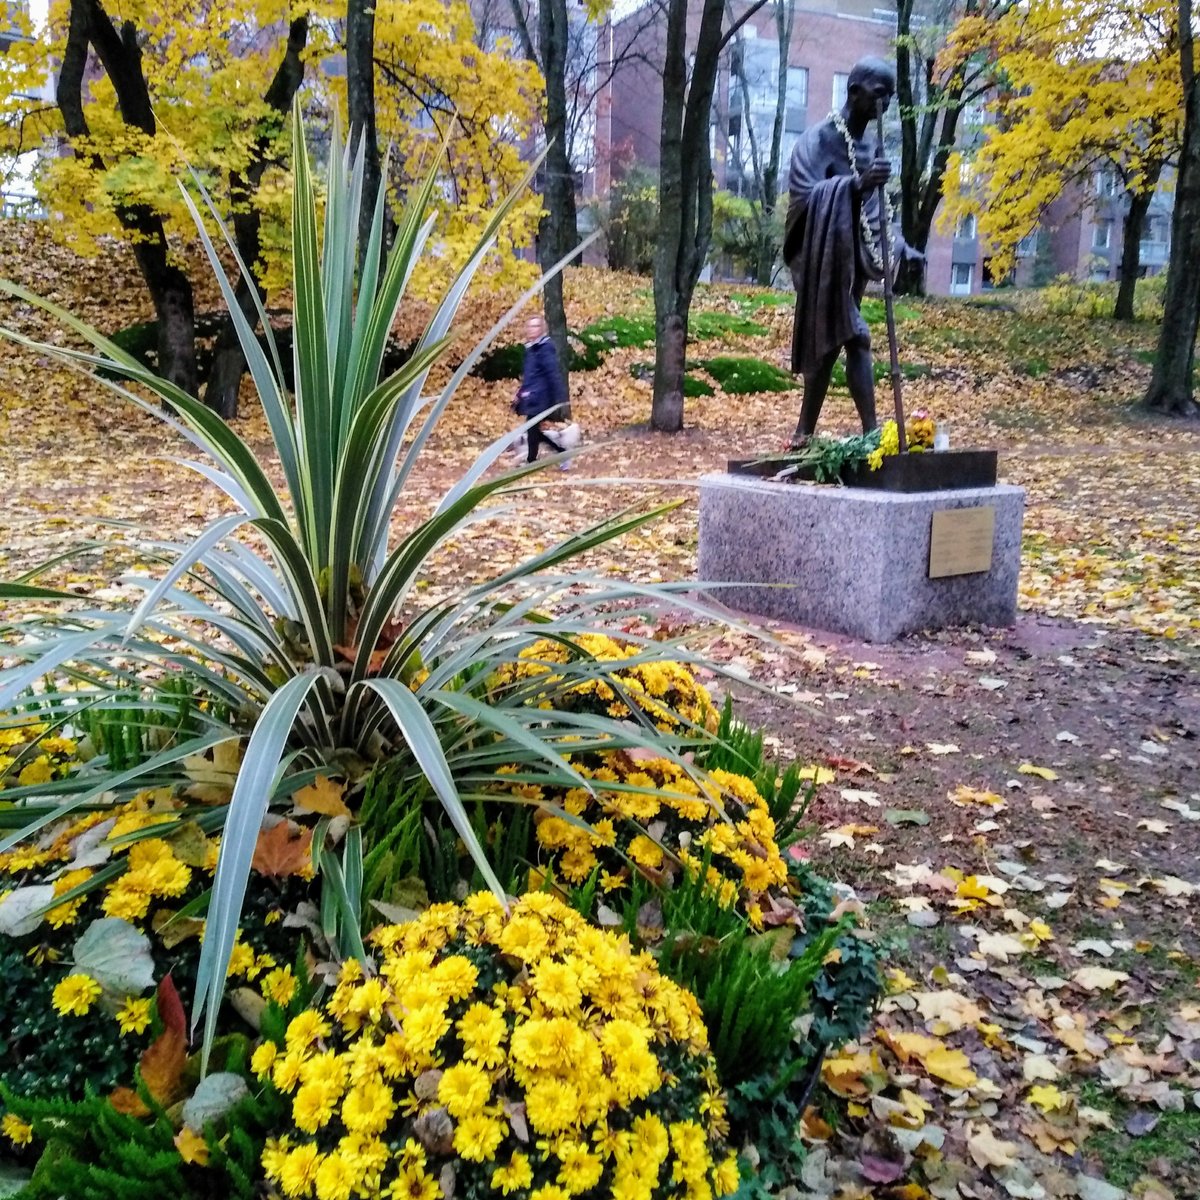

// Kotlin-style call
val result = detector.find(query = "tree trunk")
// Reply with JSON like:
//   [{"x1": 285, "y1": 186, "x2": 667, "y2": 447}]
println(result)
[
  {"x1": 1114, "y1": 185, "x2": 1152, "y2": 322},
  {"x1": 893, "y1": 0, "x2": 968, "y2": 298},
  {"x1": 537, "y1": 0, "x2": 574, "y2": 416},
  {"x1": 62, "y1": 0, "x2": 199, "y2": 394},
  {"x1": 1144, "y1": 0, "x2": 1200, "y2": 415},
  {"x1": 203, "y1": 15, "x2": 308, "y2": 416},
  {"x1": 205, "y1": 287, "x2": 258, "y2": 419},
  {"x1": 652, "y1": 0, "x2": 759, "y2": 430},
  {"x1": 653, "y1": 309, "x2": 687, "y2": 432},
  {"x1": 894, "y1": 250, "x2": 925, "y2": 296},
  {"x1": 139, "y1": 253, "x2": 198, "y2": 396},
  {"x1": 650, "y1": 0, "x2": 692, "y2": 433},
  {"x1": 755, "y1": 0, "x2": 795, "y2": 286},
  {"x1": 347, "y1": 0, "x2": 380, "y2": 258}
]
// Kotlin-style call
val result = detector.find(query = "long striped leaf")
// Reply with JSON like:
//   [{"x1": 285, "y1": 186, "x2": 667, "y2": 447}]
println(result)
[
  {"x1": 191, "y1": 672, "x2": 323, "y2": 1070},
  {"x1": 351, "y1": 678, "x2": 506, "y2": 902}
]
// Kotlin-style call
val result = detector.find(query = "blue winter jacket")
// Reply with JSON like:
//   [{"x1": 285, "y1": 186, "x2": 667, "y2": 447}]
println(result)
[{"x1": 515, "y1": 336, "x2": 566, "y2": 418}]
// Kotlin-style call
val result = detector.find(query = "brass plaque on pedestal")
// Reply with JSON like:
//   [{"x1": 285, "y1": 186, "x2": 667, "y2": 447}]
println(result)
[{"x1": 928, "y1": 507, "x2": 996, "y2": 578}]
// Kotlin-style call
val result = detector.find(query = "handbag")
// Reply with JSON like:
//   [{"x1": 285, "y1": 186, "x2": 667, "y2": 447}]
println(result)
[{"x1": 555, "y1": 422, "x2": 582, "y2": 449}]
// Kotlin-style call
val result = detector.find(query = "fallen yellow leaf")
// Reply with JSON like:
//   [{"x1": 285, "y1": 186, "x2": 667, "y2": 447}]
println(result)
[
  {"x1": 798, "y1": 764, "x2": 836, "y2": 786},
  {"x1": 293, "y1": 775, "x2": 351, "y2": 819},
  {"x1": 1018, "y1": 762, "x2": 1059, "y2": 781},
  {"x1": 1026, "y1": 1083, "x2": 1069, "y2": 1113},
  {"x1": 966, "y1": 1123, "x2": 1019, "y2": 1169},
  {"x1": 174, "y1": 1127, "x2": 210, "y2": 1166}
]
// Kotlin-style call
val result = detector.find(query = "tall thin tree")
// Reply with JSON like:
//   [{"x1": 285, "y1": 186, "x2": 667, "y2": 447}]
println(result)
[
  {"x1": 893, "y1": 0, "x2": 1005, "y2": 296},
  {"x1": 510, "y1": 0, "x2": 575, "y2": 415},
  {"x1": 347, "y1": 0, "x2": 381, "y2": 261},
  {"x1": 203, "y1": 16, "x2": 308, "y2": 417},
  {"x1": 726, "y1": 0, "x2": 796, "y2": 285},
  {"x1": 1145, "y1": 0, "x2": 1200, "y2": 414},
  {"x1": 652, "y1": 0, "x2": 766, "y2": 432}
]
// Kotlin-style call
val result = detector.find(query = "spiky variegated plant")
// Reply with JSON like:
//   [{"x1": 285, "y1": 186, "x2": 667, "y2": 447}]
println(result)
[{"x1": 0, "y1": 107, "x2": 738, "y2": 1066}]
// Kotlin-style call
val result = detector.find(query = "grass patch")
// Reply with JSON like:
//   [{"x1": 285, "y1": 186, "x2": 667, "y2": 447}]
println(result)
[
  {"x1": 859, "y1": 297, "x2": 920, "y2": 326},
  {"x1": 1077, "y1": 1081, "x2": 1200, "y2": 1190},
  {"x1": 629, "y1": 355, "x2": 794, "y2": 397},
  {"x1": 829, "y1": 359, "x2": 931, "y2": 389},
  {"x1": 627, "y1": 362, "x2": 714, "y2": 397},
  {"x1": 578, "y1": 310, "x2": 767, "y2": 352},
  {"x1": 477, "y1": 310, "x2": 772, "y2": 381},
  {"x1": 729, "y1": 291, "x2": 795, "y2": 315},
  {"x1": 690, "y1": 311, "x2": 769, "y2": 339},
  {"x1": 692, "y1": 356, "x2": 794, "y2": 395}
]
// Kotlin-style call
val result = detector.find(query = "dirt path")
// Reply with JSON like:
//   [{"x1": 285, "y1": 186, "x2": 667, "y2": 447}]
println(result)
[{"x1": 696, "y1": 613, "x2": 1200, "y2": 1198}]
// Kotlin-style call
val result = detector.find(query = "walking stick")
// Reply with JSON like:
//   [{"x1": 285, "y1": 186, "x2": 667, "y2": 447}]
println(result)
[{"x1": 874, "y1": 101, "x2": 908, "y2": 453}]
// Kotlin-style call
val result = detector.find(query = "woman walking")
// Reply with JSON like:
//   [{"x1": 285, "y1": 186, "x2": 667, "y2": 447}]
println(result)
[{"x1": 514, "y1": 314, "x2": 568, "y2": 463}]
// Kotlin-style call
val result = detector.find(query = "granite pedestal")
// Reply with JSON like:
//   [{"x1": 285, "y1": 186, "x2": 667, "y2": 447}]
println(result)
[{"x1": 698, "y1": 473, "x2": 1025, "y2": 643}]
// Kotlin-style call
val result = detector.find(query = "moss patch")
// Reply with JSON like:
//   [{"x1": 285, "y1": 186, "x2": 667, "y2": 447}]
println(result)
[
  {"x1": 729, "y1": 291, "x2": 795, "y2": 315},
  {"x1": 477, "y1": 310, "x2": 771, "y2": 381}
]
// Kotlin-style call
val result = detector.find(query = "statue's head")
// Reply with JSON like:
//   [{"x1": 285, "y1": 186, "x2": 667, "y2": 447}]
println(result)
[{"x1": 846, "y1": 57, "x2": 896, "y2": 119}]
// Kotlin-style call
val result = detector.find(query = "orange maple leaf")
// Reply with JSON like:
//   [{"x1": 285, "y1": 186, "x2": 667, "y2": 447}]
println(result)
[{"x1": 252, "y1": 820, "x2": 314, "y2": 878}]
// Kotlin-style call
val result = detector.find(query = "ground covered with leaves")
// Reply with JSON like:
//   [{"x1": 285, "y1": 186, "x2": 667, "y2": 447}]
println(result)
[{"x1": 1, "y1": 221, "x2": 1198, "y2": 1199}]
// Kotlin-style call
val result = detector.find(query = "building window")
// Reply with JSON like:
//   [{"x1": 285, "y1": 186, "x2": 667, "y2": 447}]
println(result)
[
  {"x1": 956, "y1": 213, "x2": 977, "y2": 240},
  {"x1": 788, "y1": 65, "x2": 808, "y2": 110},
  {"x1": 1095, "y1": 170, "x2": 1119, "y2": 197},
  {"x1": 950, "y1": 263, "x2": 974, "y2": 295},
  {"x1": 961, "y1": 101, "x2": 985, "y2": 129},
  {"x1": 1018, "y1": 231, "x2": 1039, "y2": 257},
  {"x1": 832, "y1": 73, "x2": 849, "y2": 110},
  {"x1": 1093, "y1": 220, "x2": 1111, "y2": 250}
]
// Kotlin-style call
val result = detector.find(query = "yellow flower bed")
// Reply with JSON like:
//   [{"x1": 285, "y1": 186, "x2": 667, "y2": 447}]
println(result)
[
  {"x1": 258, "y1": 892, "x2": 739, "y2": 1200},
  {"x1": 501, "y1": 753, "x2": 788, "y2": 929},
  {"x1": 0, "y1": 720, "x2": 82, "y2": 790},
  {"x1": 488, "y1": 633, "x2": 716, "y2": 733}
]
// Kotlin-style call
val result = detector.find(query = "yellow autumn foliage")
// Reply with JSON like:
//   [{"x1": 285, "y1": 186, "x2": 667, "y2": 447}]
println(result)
[
  {"x1": 0, "y1": 0, "x2": 543, "y2": 297},
  {"x1": 939, "y1": 0, "x2": 1183, "y2": 279}
]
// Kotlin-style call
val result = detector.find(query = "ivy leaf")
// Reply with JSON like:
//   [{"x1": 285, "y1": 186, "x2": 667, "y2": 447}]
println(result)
[
  {"x1": 73, "y1": 917, "x2": 156, "y2": 996},
  {"x1": 0, "y1": 886, "x2": 55, "y2": 937},
  {"x1": 182, "y1": 1071, "x2": 249, "y2": 1131}
]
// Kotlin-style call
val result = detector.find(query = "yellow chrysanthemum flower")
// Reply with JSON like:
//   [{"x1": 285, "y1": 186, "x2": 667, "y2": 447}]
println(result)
[
  {"x1": 262, "y1": 966, "x2": 298, "y2": 1007},
  {"x1": 1, "y1": 1114, "x2": 33, "y2": 1146},
  {"x1": 491, "y1": 1151, "x2": 533, "y2": 1195},
  {"x1": 263, "y1": 893, "x2": 730, "y2": 1198},
  {"x1": 453, "y1": 1113, "x2": 507, "y2": 1163},
  {"x1": 115, "y1": 996, "x2": 153, "y2": 1036},
  {"x1": 51, "y1": 972, "x2": 102, "y2": 1017}
]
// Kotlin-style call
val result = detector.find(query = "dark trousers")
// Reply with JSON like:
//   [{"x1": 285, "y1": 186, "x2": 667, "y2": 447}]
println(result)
[{"x1": 526, "y1": 421, "x2": 563, "y2": 463}]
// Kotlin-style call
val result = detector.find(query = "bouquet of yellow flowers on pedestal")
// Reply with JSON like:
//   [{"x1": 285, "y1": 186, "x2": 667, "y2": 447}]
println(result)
[{"x1": 257, "y1": 892, "x2": 739, "y2": 1200}]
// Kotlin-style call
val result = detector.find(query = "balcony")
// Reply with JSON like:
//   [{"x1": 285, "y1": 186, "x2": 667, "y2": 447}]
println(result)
[
  {"x1": 1138, "y1": 240, "x2": 1169, "y2": 267},
  {"x1": 1, "y1": 190, "x2": 44, "y2": 219},
  {"x1": 1, "y1": 0, "x2": 31, "y2": 48}
]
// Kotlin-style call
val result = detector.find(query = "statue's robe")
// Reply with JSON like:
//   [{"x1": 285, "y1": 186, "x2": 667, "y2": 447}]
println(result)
[{"x1": 783, "y1": 120, "x2": 887, "y2": 375}]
